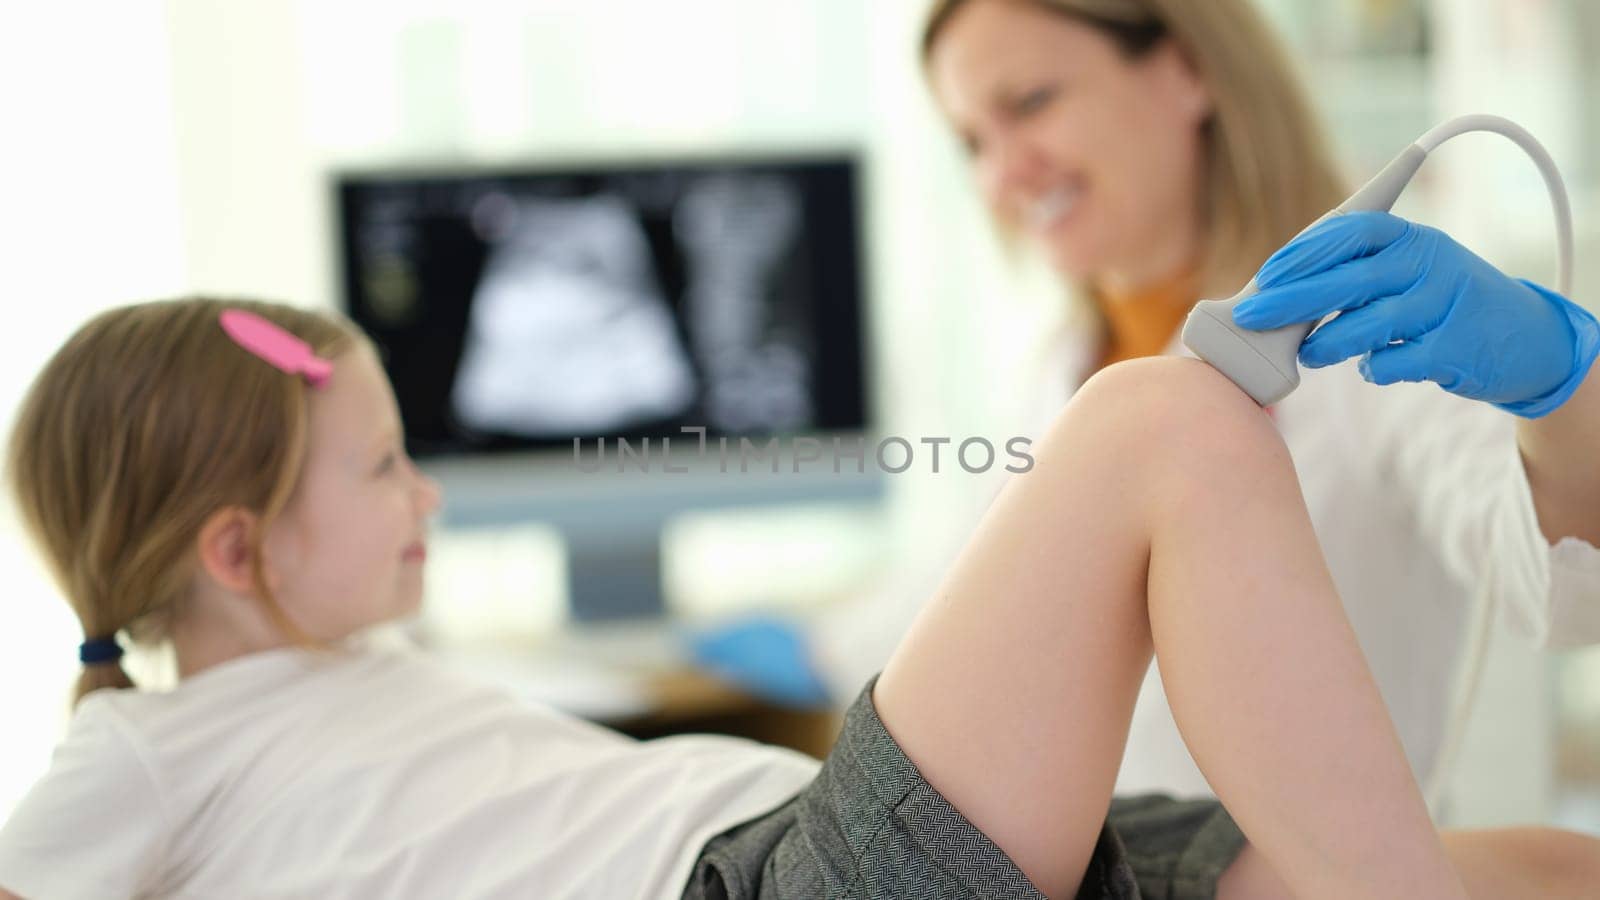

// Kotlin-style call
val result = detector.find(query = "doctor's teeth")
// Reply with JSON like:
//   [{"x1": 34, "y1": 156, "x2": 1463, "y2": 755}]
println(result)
[{"x1": 1031, "y1": 187, "x2": 1079, "y2": 228}]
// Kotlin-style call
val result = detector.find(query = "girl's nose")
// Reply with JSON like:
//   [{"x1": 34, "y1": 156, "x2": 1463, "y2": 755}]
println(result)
[
  {"x1": 410, "y1": 461, "x2": 443, "y2": 515},
  {"x1": 419, "y1": 474, "x2": 443, "y2": 515}
]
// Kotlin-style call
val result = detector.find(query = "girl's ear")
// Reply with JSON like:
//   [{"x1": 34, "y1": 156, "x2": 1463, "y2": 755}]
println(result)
[{"x1": 196, "y1": 507, "x2": 262, "y2": 594}]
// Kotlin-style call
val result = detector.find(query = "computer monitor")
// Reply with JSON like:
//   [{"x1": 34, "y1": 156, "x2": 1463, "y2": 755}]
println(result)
[{"x1": 334, "y1": 154, "x2": 880, "y2": 620}]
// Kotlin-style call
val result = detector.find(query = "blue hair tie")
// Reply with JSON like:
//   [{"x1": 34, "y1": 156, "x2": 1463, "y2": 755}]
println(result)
[{"x1": 79, "y1": 637, "x2": 124, "y2": 666}]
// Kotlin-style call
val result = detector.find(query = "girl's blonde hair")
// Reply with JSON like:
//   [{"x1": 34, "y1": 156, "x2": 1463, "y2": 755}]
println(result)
[
  {"x1": 922, "y1": 0, "x2": 1349, "y2": 294},
  {"x1": 6, "y1": 297, "x2": 361, "y2": 706}
]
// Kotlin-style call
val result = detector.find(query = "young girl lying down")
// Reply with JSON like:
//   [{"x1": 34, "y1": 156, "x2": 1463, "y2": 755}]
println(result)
[{"x1": 0, "y1": 298, "x2": 1595, "y2": 900}]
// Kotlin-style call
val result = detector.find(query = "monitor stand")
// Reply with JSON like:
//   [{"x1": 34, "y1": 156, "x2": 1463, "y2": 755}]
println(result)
[
  {"x1": 422, "y1": 448, "x2": 886, "y2": 624},
  {"x1": 562, "y1": 516, "x2": 670, "y2": 621}
]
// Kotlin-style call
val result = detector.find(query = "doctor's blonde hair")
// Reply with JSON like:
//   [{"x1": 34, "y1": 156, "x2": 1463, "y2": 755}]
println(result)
[
  {"x1": 922, "y1": 0, "x2": 1348, "y2": 295},
  {"x1": 6, "y1": 298, "x2": 359, "y2": 706}
]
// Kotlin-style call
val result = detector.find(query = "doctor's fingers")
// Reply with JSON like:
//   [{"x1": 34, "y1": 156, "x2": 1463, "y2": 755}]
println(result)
[
  {"x1": 1298, "y1": 282, "x2": 1451, "y2": 368},
  {"x1": 1256, "y1": 211, "x2": 1414, "y2": 288},
  {"x1": 1235, "y1": 243, "x2": 1425, "y2": 330},
  {"x1": 1358, "y1": 338, "x2": 1470, "y2": 389}
]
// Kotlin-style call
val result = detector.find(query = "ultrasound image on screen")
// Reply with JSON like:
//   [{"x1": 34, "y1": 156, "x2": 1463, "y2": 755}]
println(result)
[
  {"x1": 335, "y1": 158, "x2": 868, "y2": 456},
  {"x1": 454, "y1": 193, "x2": 697, "y2": 434}
]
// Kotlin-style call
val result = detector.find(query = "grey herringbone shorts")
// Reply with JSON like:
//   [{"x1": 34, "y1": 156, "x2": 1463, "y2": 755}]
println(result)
[{"x1": 682, "y1": 678, "x2": 1245, "y2": 899}]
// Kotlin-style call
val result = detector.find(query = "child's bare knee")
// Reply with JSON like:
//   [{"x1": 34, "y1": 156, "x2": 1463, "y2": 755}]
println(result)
[
  {"x1": 1079, "y1": 356, "x2": 1261, "y2": 415},
  {"x1": 1068, "y1": 357, "x2": 1278, "y2": 461}
]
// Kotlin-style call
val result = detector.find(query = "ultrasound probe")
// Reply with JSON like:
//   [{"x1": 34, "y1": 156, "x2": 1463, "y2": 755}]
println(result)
[{"x1": 1182, "y1": 113, "x2": 1574, "y2": 406}]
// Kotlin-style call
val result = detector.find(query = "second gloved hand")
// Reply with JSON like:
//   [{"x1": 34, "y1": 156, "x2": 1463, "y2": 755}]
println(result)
[
  {"x1": 1232, "y1": 211, "x2": 1600, "y2": 418},
  {"x1": 687, "y1": 614, "x2": 831, "y2": 709}
]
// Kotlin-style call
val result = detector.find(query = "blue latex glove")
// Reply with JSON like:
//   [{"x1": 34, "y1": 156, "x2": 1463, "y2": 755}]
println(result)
[
  {"x1": 1232, "y1": 211, "x2": 1600, "y2": 418},
  {"x1": 687, "y1": 615, "x2": 831, "y2": 708}
]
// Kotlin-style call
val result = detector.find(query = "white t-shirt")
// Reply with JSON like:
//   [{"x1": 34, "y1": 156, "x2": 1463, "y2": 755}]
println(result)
[{"x1": 0, "y1": 642, "x2": 820, "y2": 900}]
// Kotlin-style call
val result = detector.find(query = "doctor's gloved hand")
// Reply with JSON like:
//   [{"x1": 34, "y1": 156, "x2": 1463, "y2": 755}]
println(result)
[
  {"x1": 687, "y1": 615, "x2": 831, "y2": 709},
  {"x1": 1232, "y1": 211, "x2": 1600, "y2": 418}
]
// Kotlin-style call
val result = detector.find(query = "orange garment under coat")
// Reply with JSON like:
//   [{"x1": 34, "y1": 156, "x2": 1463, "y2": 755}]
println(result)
[{"x1": 1094, "y1": 269, "x2": 1199, "y2": 370}]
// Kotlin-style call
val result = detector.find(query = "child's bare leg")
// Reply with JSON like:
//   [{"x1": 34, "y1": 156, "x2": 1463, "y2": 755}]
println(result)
[
  {"x1": 1442, "y1": 828, "x2": 1600, "y2": 899},
  {"x1": 873, "y1": 357, "x2": 1466, "y2": 899},
  {"x1": 1219, "y1": 827, "x2": 1600, "y2": 899}
]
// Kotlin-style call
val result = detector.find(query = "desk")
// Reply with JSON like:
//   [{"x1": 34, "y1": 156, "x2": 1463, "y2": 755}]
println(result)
[{"x1": 616, "y1": 668, "x2": 840, "y2": 759}]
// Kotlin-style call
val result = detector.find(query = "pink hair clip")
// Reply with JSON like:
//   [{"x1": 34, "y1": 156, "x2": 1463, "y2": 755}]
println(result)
[{"x1": 218, "y1": 309, "x2": 333, "y2": 389}]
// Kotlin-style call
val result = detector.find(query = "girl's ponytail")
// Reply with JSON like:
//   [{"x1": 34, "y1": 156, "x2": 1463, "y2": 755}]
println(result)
[{"x1": 74, "y1": 633, "x2": 135, "y2": 706}]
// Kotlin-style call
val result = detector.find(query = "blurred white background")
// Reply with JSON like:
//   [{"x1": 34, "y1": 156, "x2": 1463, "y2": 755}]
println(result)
[{"x1": 0, "y1": 0, "x2": 1596, "y2": 834}]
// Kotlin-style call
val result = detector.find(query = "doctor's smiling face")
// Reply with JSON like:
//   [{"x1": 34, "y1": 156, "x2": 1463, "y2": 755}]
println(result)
[
  {"x1": 927, "y1": 0, "x2": 1213, "y2": 292},
  {"x1": 262, "y1": 343, "x2": 442, "y2": 641}
]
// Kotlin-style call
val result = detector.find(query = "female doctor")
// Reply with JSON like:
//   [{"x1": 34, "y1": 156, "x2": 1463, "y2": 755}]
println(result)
[{"x1": 693, "y1": 0, "x2": 1600, "y2": 806}]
